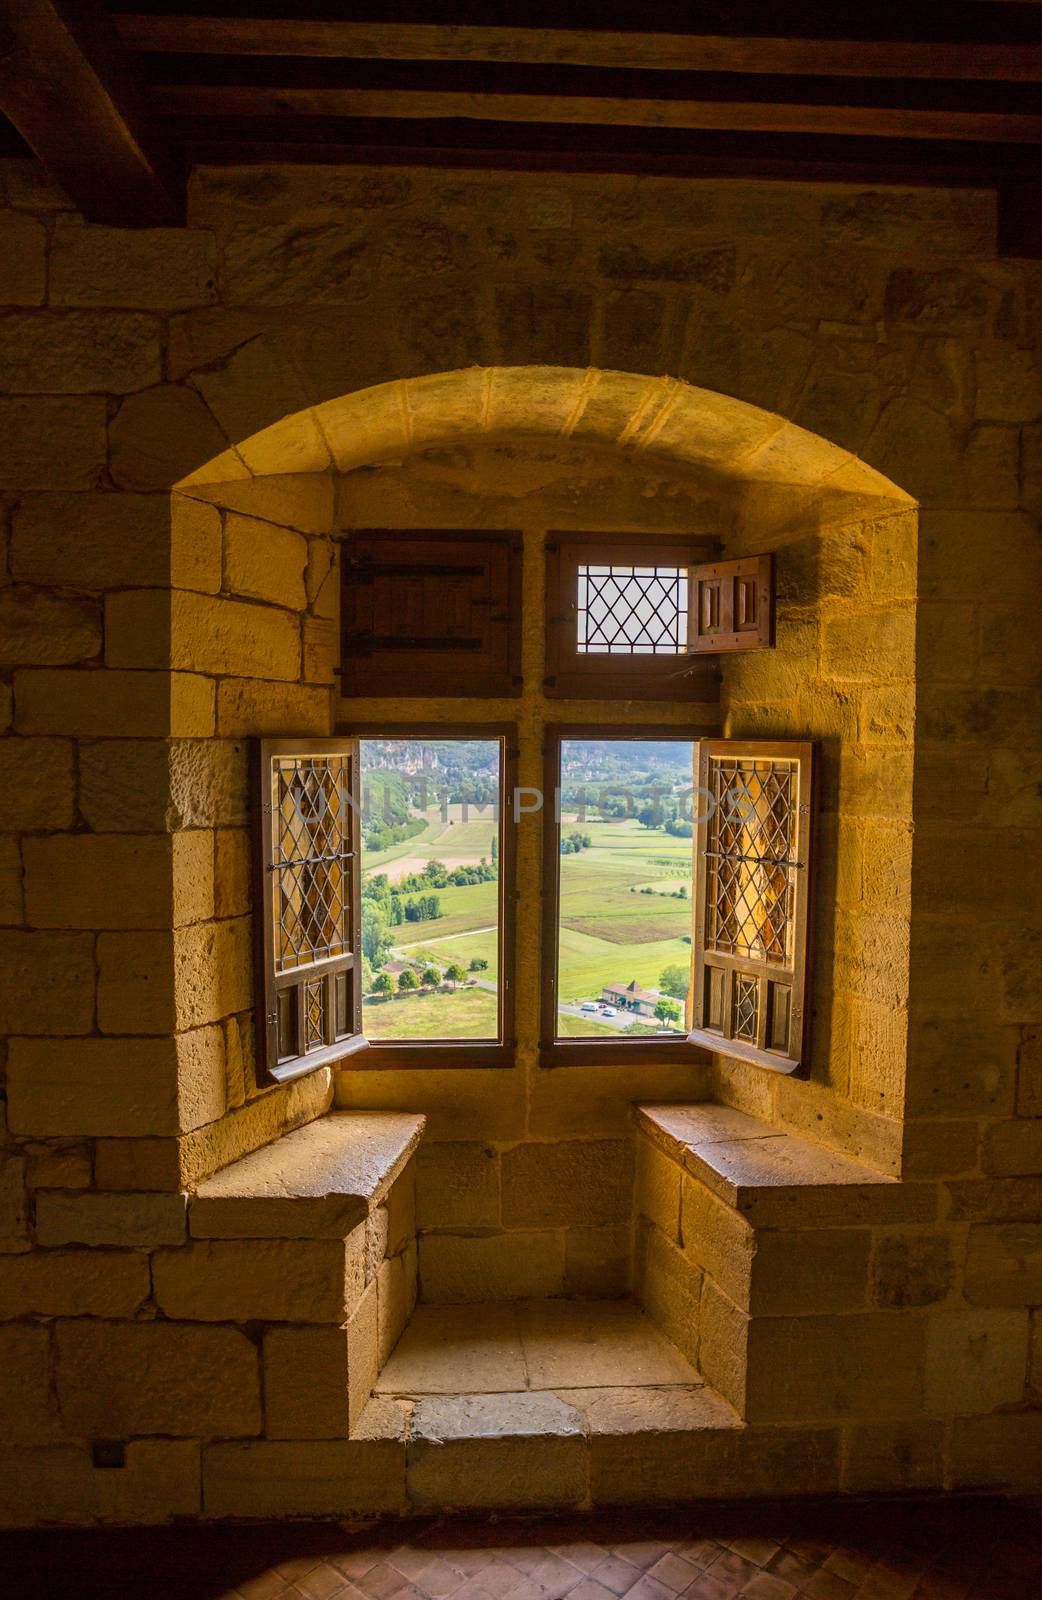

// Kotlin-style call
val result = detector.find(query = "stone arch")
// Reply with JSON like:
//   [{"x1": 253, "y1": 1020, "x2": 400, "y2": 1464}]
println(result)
[{"x1": 157, "y1": 364, "x2": 918, "y2": 1187}]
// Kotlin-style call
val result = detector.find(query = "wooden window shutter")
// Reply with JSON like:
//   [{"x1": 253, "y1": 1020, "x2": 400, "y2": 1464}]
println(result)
[
  {"x1": 689, "y1": 554, "x2": 774, "y2": 654},
  {"x1": 256, "y1": 738, "x2": 365, "y2": 1083},
  {"x1": 689, "y1": 738, "x2": 814, "y2": 1074},
  {"x1": 340, "y1": 531, "x2": 522, "y2": 698}
]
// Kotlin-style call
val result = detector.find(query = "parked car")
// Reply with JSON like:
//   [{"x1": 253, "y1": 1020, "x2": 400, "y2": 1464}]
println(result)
[
  {"x1": 580, "y1": 1001, "x2": 598, "y2": 1013},
  {"x1": 600, "y1": 1005, "x2": 617, "y2": 1017}
]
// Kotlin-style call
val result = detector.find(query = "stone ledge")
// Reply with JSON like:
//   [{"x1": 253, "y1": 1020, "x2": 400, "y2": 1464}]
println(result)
[
  {"x1": 189, "y1": 1110, "x2": 425, "y2": 1238},
  {"x1": 636, "y1": 1103, "x2": 927, "y2": 1228}
]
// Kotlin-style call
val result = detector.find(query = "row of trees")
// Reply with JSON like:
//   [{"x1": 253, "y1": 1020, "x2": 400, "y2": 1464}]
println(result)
[{"x1": 559, "y1": 830, "x2": 592, "y2": 855}]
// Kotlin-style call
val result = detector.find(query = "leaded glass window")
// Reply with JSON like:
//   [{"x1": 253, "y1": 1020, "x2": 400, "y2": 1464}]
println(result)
[{"x1": 690, "y1": 740, "x2": 814, "y2": 1074}]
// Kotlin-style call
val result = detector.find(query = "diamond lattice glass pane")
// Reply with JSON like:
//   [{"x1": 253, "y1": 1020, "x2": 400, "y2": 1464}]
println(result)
[
  {"x1": 704, "y1": 757, "x2": 797, "y2": 966},
  {"x1": 577, "y1": 565, "x2": 688, "y2": 655},
  {"x1": 734, "y1": 974, "x2": 759, "y2": 1041},
  {"x1": 270, "y1": 755, "x2": 353, "y2": 973},
  {"x1": 305, "y1": 976, "x2": 325, "y2": 1050}
]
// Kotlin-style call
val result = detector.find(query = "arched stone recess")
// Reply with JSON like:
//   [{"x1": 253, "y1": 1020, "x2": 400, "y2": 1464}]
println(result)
[{"x1": 112, "y1": 364, "x2": 919, "y2": 1198}]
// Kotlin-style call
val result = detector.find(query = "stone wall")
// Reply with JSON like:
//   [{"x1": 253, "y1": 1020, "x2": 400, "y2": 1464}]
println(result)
[{"x1": 0, "y1": 158, "x2": 1040, "y2": 1518}]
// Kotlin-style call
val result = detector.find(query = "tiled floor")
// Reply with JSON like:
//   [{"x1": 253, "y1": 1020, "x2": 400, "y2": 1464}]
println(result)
[
  {"x1": 4, "y1": 1499, "x2": 1041, "y2": 1600},
  {"x1": 376, "y1": 1301, "x2": 703, "y2": 1397}
]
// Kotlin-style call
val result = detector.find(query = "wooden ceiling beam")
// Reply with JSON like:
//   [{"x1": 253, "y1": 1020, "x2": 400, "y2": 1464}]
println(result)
[
  {"x1": 150, "y1": 85, "x2": 1042, "y2": 146},
  {"x1": 0, "y1": 0, "x2": 178, "y2": 223},
  {"x1": 114, "y1": 17, "x2": 1042, "y2": 84}
]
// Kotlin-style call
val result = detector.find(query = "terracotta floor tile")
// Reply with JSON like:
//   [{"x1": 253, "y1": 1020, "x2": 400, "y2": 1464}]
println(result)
[
  {"x1": 796, "y1": 1572, "x2": 855, "y2": 1600},
  {"x1": 589, "y1": 1554, "x2": 645, "y2": 1595},
  {"x1": 645, "y1": 1554, "x2": 704, "y2": 1593},
  {"x1": 296, "y1": 1567, "x2": 350, "y2": 1600},
  {"x1": 679, "y1": 1577, "x2": 735, "y2": 1600},
  {"x1": 739, "y1": 1575, "x2": 797, "y2": 1600}
]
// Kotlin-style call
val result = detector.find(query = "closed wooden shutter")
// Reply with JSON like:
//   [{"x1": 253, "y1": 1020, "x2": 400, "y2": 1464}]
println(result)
[
  {"x1": 340, "y1": 531, "x2": 522, "y2": 698},
  {"x1": 689, "y1": 738, "x2": 814, "y2": 1073},
  {"x1": 256, "y1": 738, "x2": 364, "y2": 1083},
  {"x1": 689, "y1": 554, "x2": 775, "y2": 654}
]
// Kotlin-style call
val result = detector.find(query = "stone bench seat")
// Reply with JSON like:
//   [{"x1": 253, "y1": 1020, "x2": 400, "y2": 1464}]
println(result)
[
  {"x1": 636, "y1": 1102, "x2": 927, "y2": 1228},
  {"x1": 188, "y1": 1111, "x2": 425, "y2": 1238}
]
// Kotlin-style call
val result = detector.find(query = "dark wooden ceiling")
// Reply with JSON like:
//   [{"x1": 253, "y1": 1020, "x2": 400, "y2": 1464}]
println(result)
[{"x1": 2, "y1": 2, "x2": 1042, "y2": 249}]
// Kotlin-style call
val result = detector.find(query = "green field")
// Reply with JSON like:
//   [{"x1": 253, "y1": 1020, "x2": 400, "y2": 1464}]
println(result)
[
  {"x1": 364, "y1": 985, "x2": 498, "y2": 1040},
  {"x1": 398, "y1": 925, "x2": 499, "y2": 981}
]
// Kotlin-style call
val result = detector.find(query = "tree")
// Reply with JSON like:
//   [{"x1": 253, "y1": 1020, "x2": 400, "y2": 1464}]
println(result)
[
  {"x1": 398, "y1": 969, "x2": 419, "y2": 992},
  {"x1": 445, "y1": 963, "x2": 466, "y2": 988},
  {"x1": 362, "y1": 901, "x2": 394, "y2": 967},
  {"x1": 469, "y1": 956, "x2": 488, "y2": 972},
  {"x1": 372, "y1": 972, "x2": 394, "y2": 998},
  {"x1": 421, "y1": 966, "x2": 440, "y2": 988},
  {"x1": 659, "y1": 963, "x2": 690, "y2": 1001},
  {"x1": 655, "y1": 997, "x2": 682, "y2": 1026}
]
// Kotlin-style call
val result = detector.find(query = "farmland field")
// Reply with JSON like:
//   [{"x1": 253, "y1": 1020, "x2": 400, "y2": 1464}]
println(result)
[{"x1": 364, "y1": 985, "x2": 498, "y2": 1040}]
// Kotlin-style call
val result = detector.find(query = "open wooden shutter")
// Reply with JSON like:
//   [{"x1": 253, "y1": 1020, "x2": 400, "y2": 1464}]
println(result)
[
  {"x1": 256, "y1": 738, "x2": 364, "y2": 1083},
  {"x1": 689, "y1": 738, "x2": 813, "y2": 1073},
  {"x1": 689, "y1": 554, "x2": 774, "y2": 654},
  {"x1": 340, "y1": 530, "x2": 522, "y2": 698}
]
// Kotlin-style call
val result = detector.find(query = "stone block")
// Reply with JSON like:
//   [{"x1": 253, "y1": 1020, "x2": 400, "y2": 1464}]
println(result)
[
  {"x1": 950, "y1": 1412, "x2": 1042, "y2": 1490},
  {"x1": 170, "y1": 496, "x2": 223, "y2": 593},
  {"x1": 500, "y1": 1139, "x2": 633, "y2": 1228},
  {"x1": 153, "y1": 1236, "x2": 364, "y2": 1323},
  {"x1": 0, "y1": 1439, "x2": 202, "y2": 1527},
  {"x1": 0, "y1": 211, "x2": 46, "y2": 303},
  {"x1": 10, "y1": 493, "x2": 173, "y2": 591},
  {"x1": 872, "y1": 1231, "x2": 953, "y2": 1309},
  {"x1": 698, "y1": 1279, "x2": 749, "y2": 1417},
  {"x1": 215, "y1": 678, "x2": 329, "y2": 738},
  {"x1": 173, "y1": 916, "x2": 252, "y2": 1029},
  {"x1": 213, "y1": 828, "x2": 251, "y2": 919},
  {"x1": 752, "y1": 1229, "x2": 871, "y2": 1317},
  {"x1": 0, "y1": 837, "x2": 23, "y2": 925},
  {"x1": 0, "y1": 311, "x2": 161, "y2": 394},
  {"x1": 635, "y1": 1219, "x2": 701, "y2": 1368},
  {"x1": 563, "y1": 1224, "x2": 632, "y2": 1297},
  {"x1": 635, "y1": 1136, "x2": 682, "y2": 1242},
  {"x1": 965, "y1": 1223, "x2": 1042, "y2": 1306},
  {"x1": 35, "y1": 1191, "x2": 187, "y2": 1249},
  {"x1": 407, "y1": 1392, "x2": 586, "y2": 1510},
  {"x1": 78, "y1": 740, "x2": 174, "y2": 833},
  {"x1": 172, "y1": 591, "x2": 302, "y2": 680},
  {"x1": 225, "y1": 513, "x2": 308, "y2": 608},
  {"x1": 0, "y1": 1156, "x2": 28, "y2": 1247},
  {"x1": 0, "y1": 928, "x2": 95, "y2": 1034},
  {"x1": 0, "y1": 590, "x2": 101, "y2": 673},
  {"x1": 348, "y1": 1279, "x2": 380, "y2": 1429},
  {"x1": 0, "y1": 396, "x2": 106, "y2": 491},
  {"x1": 169, "y1": 739, "x2": 249, "y2": 829},
  {"x1": 566, "y1": 1383, "x2": 739, "y2": 1500},
  {"x1": 746, "y1": 1312, "x2": 928, "y2": 1424},
  {"x1": 55, "y1": 1320, "x2": 261, "y2": 1439},
  {"x1": 418, "y1": 1230, "x2": 564, "y2": 1303},
  {"x1": 924, "y1": 1307, "x2": 1029, "y2": 1415},
  {"x1": 680, "y1": 1175, "x2": 755, "y2": 1311},
  {"x1": 97, "y1": 930, "x2": 175, "y2": 1034},
  {"x1": 24, "y1": 1144, "x2": 93, "y2": 1190},
  {"x1": 263, "y1": 1324, "x2": 351, "y2": 1439},
  {"x1": 23, "y1": 834, "x2": 173, "y2": 929},
  {"x1": 386, "y1": 1162, "x2": 417, "y2": 1256},
  {"x1": 416, "y1": 1141, "x2": 500, "y2": 1230},
  {"x1": 50, "y1": 221, "x2": 217, "y2": 309},
  {"x1": 984, "y1": 1120, "x2": 1042, "y2": 1178},
  {"x1": 14, "y1": 668, "x2": 212, "y2": 740},
  {"x1": 202, "y1": 1434, "x2": 405, "y2": 1518},
  {"x1": 841, "y1": 1420, "x2": 945, "y2": 1494},
  {"x1": 0, "y1": 738, "x2": 75, "y2": 831},
  {"x1": 35, "y1": 1022, "x2": 219, "y2": 1142},
  {"x1": 109, "y1": 385, "x2": 229, "y2": 491},
  {"x1": 378, "y1": 1241, "x2": 418, "y2": 1367},
  {"x1": 221, "y1": 221, "x2": 372, "y2": 306},
  {"x1": 0, "y1": 1326, "x2": 62, "y2": 1444},
  {"x1": 0, "y1": 1248, "x2": 150, "y2": 1319},
  {"x1": 976, "y1": 346, "x2": 1042, "y2": 424},
  {"x1": 883, "y1": 267, "x2": 988, "y2": 332}
]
